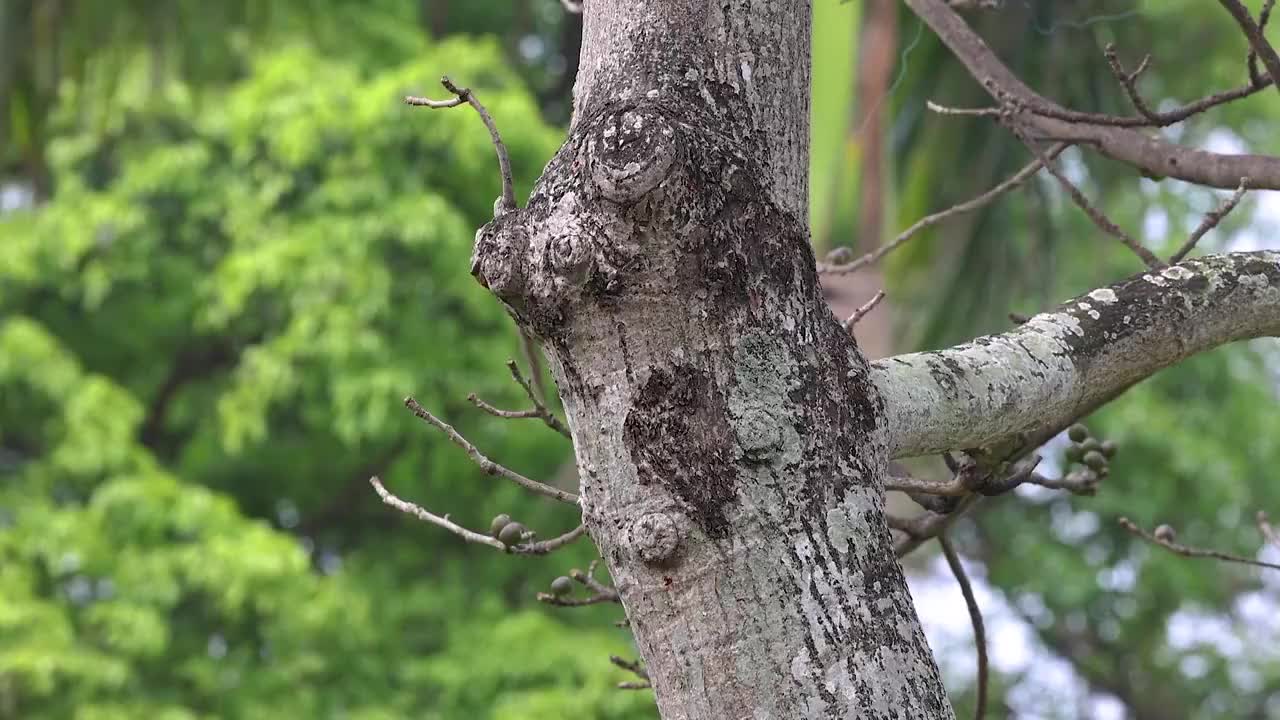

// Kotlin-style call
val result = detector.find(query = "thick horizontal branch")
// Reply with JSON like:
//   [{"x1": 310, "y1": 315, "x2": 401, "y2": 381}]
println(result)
[
  {"x1": 905, "y1": 0, "x2": 1280, "y2": 189},
  {"x1": 874, "y1": 251, "x2": 1280, "y2": 458}
]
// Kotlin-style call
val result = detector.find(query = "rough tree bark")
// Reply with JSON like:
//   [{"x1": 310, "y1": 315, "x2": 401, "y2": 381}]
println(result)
[{"x1": 462, "y1": 1, "x2": 1280, "y2": 718}]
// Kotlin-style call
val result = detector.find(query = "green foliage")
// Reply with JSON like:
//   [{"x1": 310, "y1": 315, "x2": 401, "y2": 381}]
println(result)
[{"x1": 0, "y1": 35, "x2": 651, "y2": 720}]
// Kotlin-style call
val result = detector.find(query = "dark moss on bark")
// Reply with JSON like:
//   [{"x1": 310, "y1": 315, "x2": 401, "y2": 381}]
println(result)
[{"x1": 623, "y1": 364, "x2": 738, "y2": 539}]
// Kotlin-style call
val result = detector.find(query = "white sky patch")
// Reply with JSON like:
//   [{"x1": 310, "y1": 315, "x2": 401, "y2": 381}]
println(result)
[{"x1": 908, "y1": 537, "x2": 1280, "y2": 718}]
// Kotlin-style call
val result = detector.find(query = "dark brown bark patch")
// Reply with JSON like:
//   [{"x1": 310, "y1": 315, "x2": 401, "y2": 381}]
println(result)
[{"x1": 623, "y1": 364, "x2": 738, "y2": 539}]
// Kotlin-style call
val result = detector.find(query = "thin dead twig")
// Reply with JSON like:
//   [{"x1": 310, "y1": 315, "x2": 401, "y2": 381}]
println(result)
[
  {"x1": 537, "y1": 560, "x2": 622, "y2": 606},
  {"x1": 1119, "y1": 517, "x2": 1280, "y2": 571},
  {"x1": 939, "y1": 535, "x2": 988, "y2": 720},
  {"x1": 610, "y1": 655, "x2": 650, "y2": 682},
  {"x1": 406, "y1": 76, "x2": 516, "y2": 214},
  {"x1": 843, "y1": 291, "x2": 887, "y2": 331},
  {"x1": 1012, "y1": 126, "x2": 1164, "y2": 269},
  {"x1": 466, "y1": 360, "x2": 572, "y2": 439},
  {"x1": 519, "y1": 331, "x2": 551, "y2": 405},
  {"x1": 369, "y1": 476, "x2": 586, "y2": 554},
  {"x1": 1170, "y1": 178, "x2": 1250, "y2": 263},
  {"x1": 894, "y1": 495, "x2": 980, "y2": 557},
  {"x1": 820, "y1": 142, "x2": 1066, "y2": 276},
  {"x1": 1104, "y1": 44, "x2": 1157, "y2": 121},
  {"x1": 370, "y1": 476, "x2": 506, "y2": 550},
  {"x1": 404, "y1": 396, "x2": 578, "y2": 504},
  {"x1": 1248, "y1": 0, "x2": 1278, "y2": 85},
  {"x1": 507, "y1": 359, "x2": 571, "y2": 438}
]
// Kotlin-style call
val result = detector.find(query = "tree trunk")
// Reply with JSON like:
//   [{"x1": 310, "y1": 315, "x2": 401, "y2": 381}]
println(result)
[
  {"x1": 466, "y1": 1, "x2": 1280, "y2": 717},
  {"x1": 471, "y1": 1, "x2": 953, "y2": 717}
]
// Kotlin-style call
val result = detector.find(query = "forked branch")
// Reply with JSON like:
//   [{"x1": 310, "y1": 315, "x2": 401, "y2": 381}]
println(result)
[
  {"x1": 404, "y1": 396, "x2": 577, "y2": 504},
  {"x1": 905, "y1": 0, "x2": 1280, "y2": 189},
  {"x1": 406, "y1": 76, "x2": 516, "y2": 214}
]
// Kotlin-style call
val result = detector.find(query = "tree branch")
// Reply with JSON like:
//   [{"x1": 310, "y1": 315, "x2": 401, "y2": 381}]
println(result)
[
  {"x1": 370, "y1": 476, "x2": 586, "y2": 554},
  {"x1": 820, "y1": 143, "x2": 1065, "y2": 275},
  {"x1": 467, "y1": 359, "x2": 572, "y2": 438},
  {"x1": 905, "y1": 0, "x2": 1280, "y2": 189},
  {"x1": 874, "y1": 251, "x2": 1280, "y2": 458},
  {"x1": 1217, "y1": 0, "x2": 1280, "y2": 94},
  {"x1": 939, "y1": 535, "x2": 988, "y2": 720},
  {"x1": 406, "y1": 76, "x2": 516, "y2": 214},
  {"x1": 404, "y1": 396, "x2": 578, "y2": 504},
  {"x1": 1119, "y1": 517, "x2": 1280, "y2": 571}
]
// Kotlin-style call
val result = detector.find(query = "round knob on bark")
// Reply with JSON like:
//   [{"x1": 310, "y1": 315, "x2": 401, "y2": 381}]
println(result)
[
  {"x1": 630, "y1": 512, "x2": 682, "y2": 565},
  {"x1": 591, "y1": 110, "x2": 676, "y2": 204}
]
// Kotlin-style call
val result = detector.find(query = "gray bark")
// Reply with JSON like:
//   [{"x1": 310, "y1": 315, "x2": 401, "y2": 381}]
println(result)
[
  {"x1": 462, "y1": 2, "x2": 1279, "y2": 718},
  {"x1": 877, "y1": 252, "x2": 1280, "y2": 459}
]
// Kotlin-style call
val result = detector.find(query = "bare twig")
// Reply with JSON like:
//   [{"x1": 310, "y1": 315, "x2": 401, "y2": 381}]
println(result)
[
  {"x1": 466, "y1": 360, "x2": 572, "y2": 439},
  {"x1": 406, "y1": 76, "x2": 516, "y2": 214},
  {"x1": 1025, "y1": 470, "x2": 1101, "y2": 496},
  {"x1": 519, "y1": 332, "x2": 551, "y2": 406},
  {"x1": 887, "y1": 455, "x2": 1052, "y2": 499},
  {"x1": 895, "y1": 495, "x2": 980, "y2": 557},
  {"x1": 1249, "y1": 0, "x2": 1277, "y2": 85},
  {"x1": 1104, "y1": 44, "x2": 1157, "y2": 121},
  {"x1": 536, "y1": 592, "x2": 621, "y2": 607},
  {"x1": 885, "y1": 474, "x2": 967, "y2": 497},
  {"x1": 843, "y1": 291, "x2": 887, "y2": 331},
  {"x1": 1218, "y1": 0, "x2": 1280, "y2": 96},
  {"x1": 905, "y1": 0, "x2": 1280, "y2": 189},
  {"x1": 939, "y1": 535, "x2": 987, "y2": 720},
  {"x1": 370, "y1": 476, "x2": 506, "y2": 549},
  {"x1": 1012, "y1": 127, "x2": 1164, "y2": 269},
  {"x1": 610, "y1": 655, "x2": 650, "y2": 681},
  {"x1": 820, "y1": 143, "x2": 1066, "y2": 275},
  {"x1": 618, "y1": 681, "x2": 653, "y2": 690},
  {"x1": 523, "y1": 525, "x2": 590, "y2": 555},
  {"x1": 370, "y1": 477, "x2": 585, "y2": 554},
  {"x1": 1118, "y1": 517, "x2": 1280, "y2": 571},
  {"x1": 925, "y1": 100, "x2": 1003, "y2": 118},
  {"x1": 536, "y1": 560, "x2": 622, "y2": 606},
  {"x1": 1170, "y1": 178, "x2": 1250, "y2": 263},
  {"x1": 506, "y1": 360, "x2": 571, "y2": 438},
  {"x1": 1256, "y1": 511, "x2": 1280, "y2": 551},
  {"x1": 467, "y1": 395, "x2": 542, "y2": 420},
  {"x1": 404, "y1": 396, "x2": 578, "y2": 504},
  {"x1": 948, "y1": 0, "x2": 1000, "y2": 8}
]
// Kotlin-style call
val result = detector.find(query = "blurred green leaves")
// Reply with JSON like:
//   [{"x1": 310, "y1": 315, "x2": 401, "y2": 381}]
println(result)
[{"x1": 0, "y1": 32, "x2": 648, "y2": 720}]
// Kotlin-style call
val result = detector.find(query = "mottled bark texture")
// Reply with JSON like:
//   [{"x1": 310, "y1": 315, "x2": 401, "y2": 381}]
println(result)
[
  {"x1": 471, "y1": 2, "x2": 952, "y2": 717},
  {"x1": 460, "y1": 2, "x2": 1278, "y2": 719}
]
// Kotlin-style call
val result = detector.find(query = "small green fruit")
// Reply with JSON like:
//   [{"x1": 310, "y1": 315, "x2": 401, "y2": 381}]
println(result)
[
  {"x1": 490, "y1": 514, "x2": 512, "y2": 538},
  {"x1": 1083, "y1": 450, "x2": 1107, "y2": 471},
  {"x1": 1100, "y1": 440, "x2": 1118, "y2": 459},
  {"x1": 498, "y1": 522, "x2": 526, "y2": 546},
  {"x1": 1080, "y1": 438, "x2": 1102, "y2": 453},
  {"x1": 1068, "y1": 424, "x2": 1089, "y2": 442},
  {"x1": 1064, "y1": 445, "x2": 1084, "y2": 463},
  {"x1": 550, "y1": 576, "x2": 573, "y2": 596}
]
